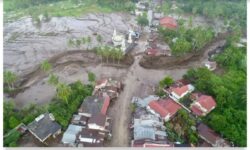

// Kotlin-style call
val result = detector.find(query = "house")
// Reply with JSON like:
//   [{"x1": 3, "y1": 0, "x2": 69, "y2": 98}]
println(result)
[
  {"x1": 132, "y1": 95, "x2": 159, "y2": 108},
  {"x1": 61, "y1": 124, "x2": 83, "y2": 146},
  {"x1": 131, "y1": 139, "x2": 173, "y2": 147},
  {"x1": 197, "y1": 123, "x2": 230, "y2": 147},
  {"x1": 133, "y1": 114, "x2": 164, "y2": 128},
  {"x1": 27, "y1": 113, "x2": 61, "y2": 143},
  {"x1": 190, "y1": 94, "x2": 216, "y2": 116},
  {"x1": 77, "y1": 128, "x2": 106, "y2": 147},
  {"x1": 167, "y1": 84, "x2": 195, "y2": 101},
  {"x1": 93, "y1": 78, "x2": 122, "y2": 100},
  {"x1": 160, "y1": 17, "x2": 178, "y2": 29},
  {"x1": 78, "y1": 95, "x2": 104, "y2": 117},
  {"x1": 71, "y1": 114, "x2": 88, "y2": 126},
  {"x1": 133, "y1": 126, "x2": 167, "y2": 141},
  {"x1": 145, "y1": 48, "x2": 171, "y2": 56},
  {"x1": 88, "y1": 113, "x2": 111, "y2": 135},
  {"x1": 147, "y1": 98, "x2": 182, "y2": 121}
]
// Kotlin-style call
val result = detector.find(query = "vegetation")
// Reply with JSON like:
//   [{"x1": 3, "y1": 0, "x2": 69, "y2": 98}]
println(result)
[
  {"x1": 159, "y1": 76, "x2": 174, "y2": 88},
  {"x1": 136, "y1": 13, "x2": 149, "y2": 30},
  {"x1": 174, "y1": 0, "x2": 246, "y2": 29},
  {"x1": 159, "y1": 24, "x2": 214, "y2": 56},
  {"x1": 166, "y1": 109, "x2": 198, "y2": 145},
  {"x1": 4, "y1": 129, "x2": 21, "y2": 147},
  {"x1": 96, "y1": 34, "x2": 103, "y2": 46},
  {"x1": 4, "y1": 0, "x2": 134, "y2": 21},
  {"x1": 56, "y1": 83, "x2": 72, "y2": 104},
  {"x1": 48, "y1": 74, "x2": 59, "y2": 86},
  {"x1": 96, "y1": 46, "x2": 124, "y2": 64},
  {"x1": 4, "y1": 71, "x2": 17, "y2": 90},
  {"x1": 48, "y1": 81, "x2": 93, "y2": 129},
  {"x1": 40, "y1": 60, "x2": 52, "y2": 73},
  {"x1": 4, "y1": 101, "x2": 46, "y2": 135},
  {"x1": 88, "y1": 72, "x2": 96, "y2": 83},
  {"x1": 183, "y1": 39, "x2": 246, "y2": 146}
]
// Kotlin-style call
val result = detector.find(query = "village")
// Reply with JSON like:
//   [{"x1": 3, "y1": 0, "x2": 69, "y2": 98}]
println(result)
[{"x1": 3, "y1": 0, "x2": 246, "y2": 148}]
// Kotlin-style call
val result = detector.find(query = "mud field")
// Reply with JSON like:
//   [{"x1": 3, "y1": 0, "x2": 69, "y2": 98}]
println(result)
[{"x1": 4, "y1": 12, "x2": 229, "y2": 147}]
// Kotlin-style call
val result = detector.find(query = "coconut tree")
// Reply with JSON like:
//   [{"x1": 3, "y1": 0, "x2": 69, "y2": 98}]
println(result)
[
  {"x1": 56, "y1": 83, "x2": 72, "y2": 105},
  {"x1": 48, "y1": 74, "x2": 59, "y2": 86},
  {"x1": 117, "y1": 48, "x2": 124, "y2": 65},
  {"x1": 4, "y1": 71, "x2": 17, "y2": 89},
  {"x1": 40, "y1": 60, "x2": 52, "y2": 73},
  {"x1": 87, "y1": 36, "x2": 92, "y2": 50},
  {"x1": 96, "y1": 34, "x2": 102, "y2": 46},
  {"x1": 103, "y1": 46, "x2": 110, "y2": 63}
]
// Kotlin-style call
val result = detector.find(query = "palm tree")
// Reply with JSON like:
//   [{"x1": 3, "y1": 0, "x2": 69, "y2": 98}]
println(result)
[
  {"x1": 56, "y1": 83, "x2": 72, "y2": 105},
  {"x1": 117, "y1": 49, "x2": 124, "y2": 65},
  {"x1": 87, "y1": 36, "x2": 92, "y2": 50},
  {"x1": 96, "y1": 34, "x2": 102, "y2": 46},
  {"x1": 81, "y1": 37, "x2": 86, "y2": 48},
  {"x1": 40, "y1": 60, "x2": 52, "y2": 73},
  {"x1": 103, "y1": 46, "x2": 110, "y2": 63},
  {"x1": 67, "y1": 39, "x2": 74, "y2": 47},
  {"x1": 97, "y1": 47, "x2": 103, "y2": 64},
  {"x1": 4, "y1": 71, "x2": 17, "y2": 89},
  {"x1": 48, "y1": 74, "x2": 59, "y2": 86}
]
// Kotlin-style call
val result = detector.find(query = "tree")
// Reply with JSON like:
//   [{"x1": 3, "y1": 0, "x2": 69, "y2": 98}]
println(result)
[
  {"x1": 56, "y1": 83, "x2": 72, "y2": 104},
  {"x1": 136, "y1": 13, "x2": 149, "y2": 30},
  {"x1": 87, "y1": 36, "x2": 92, "y2": 50},
  {"x1": 67, "y1": 39, "x2": 75, "y2": 47},
  {"x1": 40, "y1": 60, "x2": 52, "y2": 73},
  {"x1": 96, "y1": 34, "x2": 102, "y2": 46},
  {"x1": 48, "y1": 74, "x2": 59, "y2": 86},
  {"x1": 88, "y1": 72, "x2": 96, "y2": 83},
  {"x1": 4, "y1": 71, "x2": 17, "y2": 89},
  {"x1": 76, "y1": 39, "x2": 81, "y2": 48},
  {"x1": 159, "y1": 76, "x2": 174, "y2": 88},
  {"x1": 116, "y1": 48, "x2": 124, "y2": 64},
  {"x1": 97, "y1": 47, "x2": 104, "y2": 64},
  {"x1": 171, "y1": 38, "x2": 192, "y2": 56},
  {"x1": 9, "y1": 116, "x2": 20, "y2": 129}
]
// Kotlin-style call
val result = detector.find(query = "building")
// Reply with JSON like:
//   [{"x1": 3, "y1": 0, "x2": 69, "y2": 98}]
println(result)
[
  {"x1": 93, "y1": 78, "x2": 122, "y2": 100},
  {"x1": 77, "y1": 128, "x2": 106, "y2": 147},
  {"x1": 78, "y1": 95, "x2": 105, "y2": 117},
  {"x1": 197, "y1": 123, "x2": 230, "y2": 147},
  {"x1": 87, "y1": 113, "x2": 111, "y2": 134},
  {"x1": 166, "y1": 84, "x2": 195, "y2": 101},
  {"x1": 133, "y1": 126, "x2": 167, "y2": 141},
  {"x1": 131, "y1": 139, "x2": 174, "y2": 147},
  {"x1": 147, "y1": 98, "x2": 182, "y2": 121},
  {"x1": 133, "y1": 114, "x2": 164, "y2": 128},
  {"x1": 204, "y1": 61, "x2": 217, "y2": 71},
  {"x1": 132, "y1": 95, "x2": 159, "y2": 108},
  {"x1": 27, "y1": 113, "x2": 61, "y2": 143},
  {"x1": 71, "y1": 114, "x2": 88, "y2": 126},
  {"x1": 160, "y1": 17, "x2": 178, "y2": 29},
  {"x1": 190, "y1": 94, "x2": 216, "y2": 116},
  {"x1": 61, "y1": 124, "x2": 83, "y2": 146}
]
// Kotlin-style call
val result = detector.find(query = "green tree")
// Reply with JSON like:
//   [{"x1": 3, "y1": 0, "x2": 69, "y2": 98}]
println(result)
[
  {"x1": 88, "y1": 72, "x2": 96, "y2": 83},
  {"x1": 171, "y1": 38, "x2": 192, "y2": 56},
  {"x1": 87, "y1": 36, "x2": 92, "y2": 50},
  {"x1": 67, "y1": 39, "x2": 75, "y2": 47},
  {"x1": 40, "y1": 60, "x2": 52, "y2": 73},
  {"x1": 76, "y1": 39, "x2": 81, "y2": 48},
  {"x1": 159, "y1": 76, "x2": 174, "y2": 88},
  {"x1": 4, "y1": 71, "x2": 17, "y2": 89},
  {"x1": 48, "y1": 74, "x2": 59, "y2": 86},
  {"x1": 9, "y1": 116, "x2": 20, "y2": 129},
  {"x1": 136, "y1": 13, "x2": 149, "y2": 30},
  {"x1": 56, "y1": 83, "x2": 72, "y2": 105},
  {"x1": 96, "y1": 34, "x2": 102, "y2": 46}
]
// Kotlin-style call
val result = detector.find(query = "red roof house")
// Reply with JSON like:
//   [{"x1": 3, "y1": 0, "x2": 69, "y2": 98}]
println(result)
[
  {"x1": 167, "y1": 84, "x2": 195, "y2": 101},
  {"x1": 147, "y1": 98, "x2": 181, "y2": 121},
  {"x1": 160, "y1": 17, "x2": 178, "y2": 29},
  {"x1": 190, "y1": 94, "x2": 216, "y2": 116}
]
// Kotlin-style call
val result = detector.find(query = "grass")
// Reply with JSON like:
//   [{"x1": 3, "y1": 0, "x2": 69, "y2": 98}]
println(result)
[{"x1": 4, "y1": 0, "x2": 114, "y2": 22}]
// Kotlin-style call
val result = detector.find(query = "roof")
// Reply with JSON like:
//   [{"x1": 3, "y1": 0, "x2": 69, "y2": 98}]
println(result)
[
  {"x1": 88, "y1": 113, "x2": 106, "y2": 127},
  {"x1": 61, "y1": 124, "x2": 82, "y2": 145},
  {"x1": 95, "y1": 79, "x2": 108, "y2": 88},
  {"x1": 144, "y1": 143, "x2": 173, "y2": 147},
  {"x1": 27, "y1": 113, "x2": 61, "y2": 142},
  {"x1": 132, "y1": 95, "x2": 159, "y2": 108},
  {"x1": 197, "y1": 123, "x2": 230, "y2": 147},
  {"x1": 160, "y1": 17, "x2": 178, "y2": 29},
  {"x1": 191, "y1": 105, "x2": 203, "y2": 116},
  {"x1": 78, "y1": 95, "x2": 104, "y2": 116},
  {"x1": 101, "y1": 95, "x2": 110, "y2": 115},
  {"x1": 78, "y1": 128, "x2": 105, "y2": 147},
  {"x1": 148, "y1": 98, "x2": 181, "y2": 118},
  {"x1": 134, "y1": 126, "x2": 156, "y2": 140},
  {"x1": 197, "y1": 95, "x2": 216, "y2": 111},
  {"x1": 172, "y1": 85, "x2": 189, "y2": 97}
]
